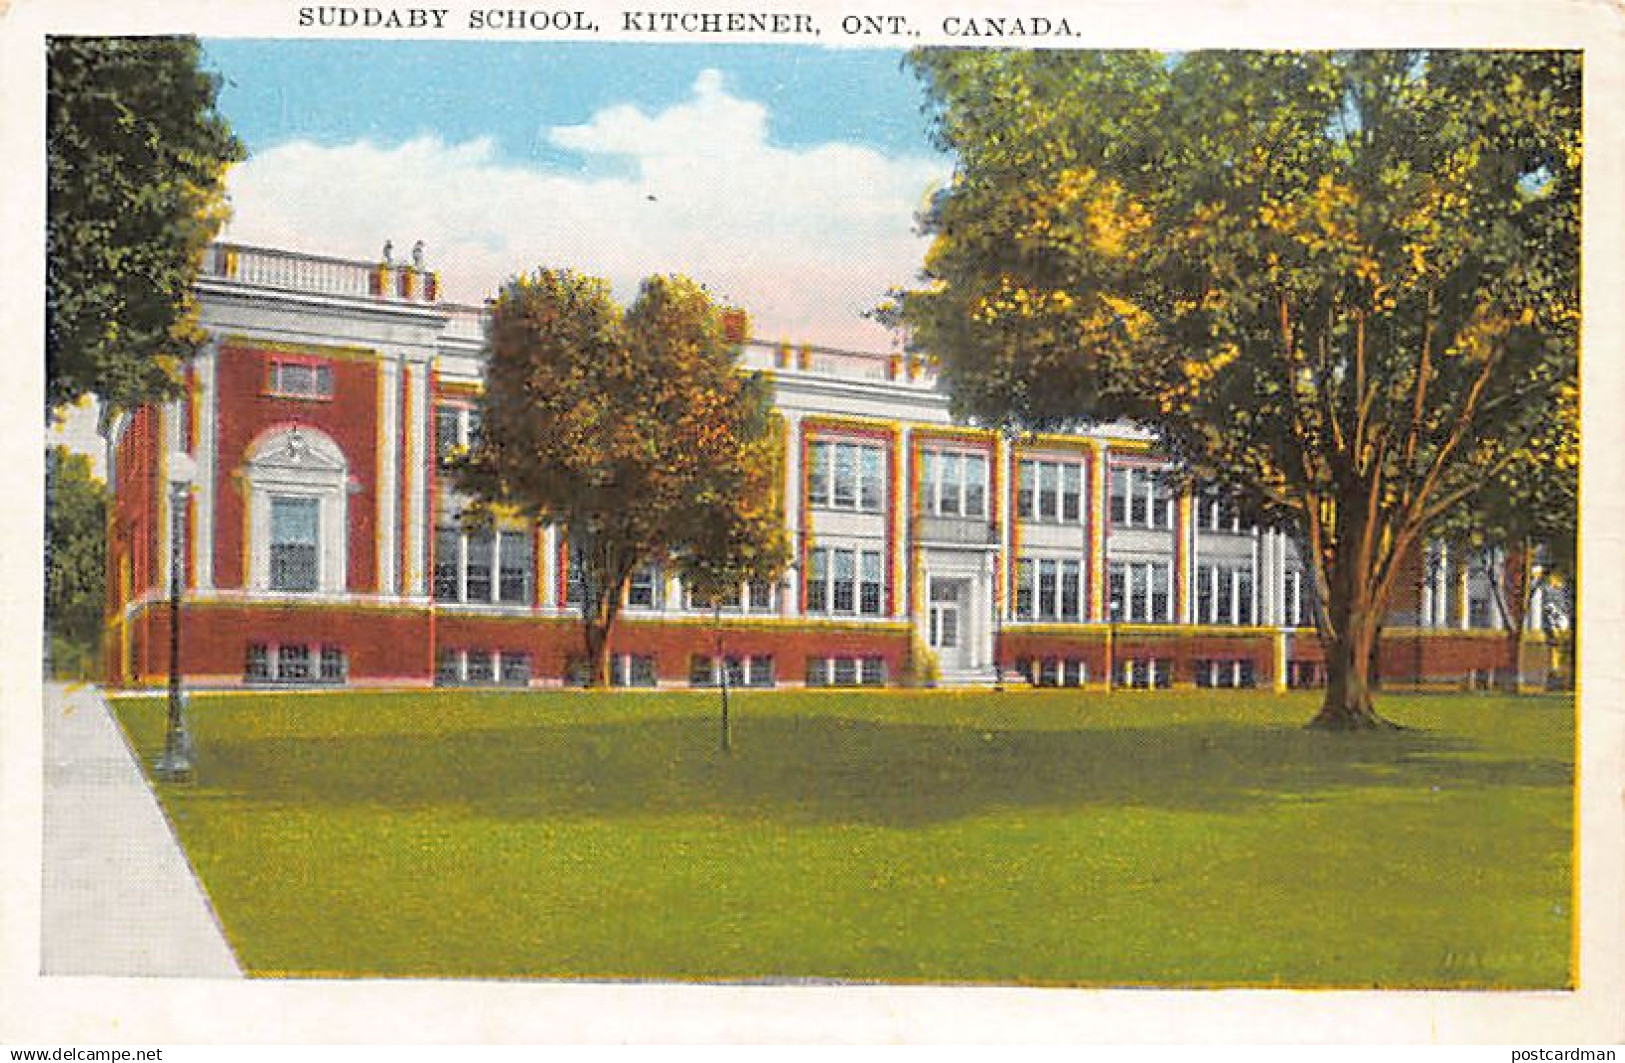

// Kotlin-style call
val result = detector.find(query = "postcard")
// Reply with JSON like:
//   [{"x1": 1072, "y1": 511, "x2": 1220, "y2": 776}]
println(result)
[{"x1": 4, "y1": 0, "x2": 1623, "y2": 1047}]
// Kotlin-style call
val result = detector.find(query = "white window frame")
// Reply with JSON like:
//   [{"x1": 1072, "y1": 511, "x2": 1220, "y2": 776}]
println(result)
[
  {"x1": 1195, "y1": 562, "x2": 1257, "y2": 625},
  {"x1": 244, "y1": 427, "x2": 350, "y2": 595},
  {"x1": 1013, "y1": 555, "x2": 1084, "y2": 622},
  {"x1": 435, "y1": 525, "x2": 534, "y2": 606},
  {"x1": 1110, "y1": 465, "x2": 1175, "y2": 530},
  {"x1": 808, "y1": 440, "x2": 886, "y2": 513},
  {"x1": 1108, "y1": 559, "x2": 1173, "y2": 623},
  {"x1": 1017, "y1": 458, "x2": 1086, "y2": 525},
  {"x1": 921, "y1": 448, "x2": 989, "y2": 518},
  {"x1": 805, "y1": 545, "x2": 886, "y2": 617}
]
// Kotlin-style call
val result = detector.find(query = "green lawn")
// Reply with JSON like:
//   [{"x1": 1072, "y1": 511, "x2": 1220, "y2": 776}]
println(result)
[{"x1": 112, "y1": 688, "x2": 1574, "y2": 987}]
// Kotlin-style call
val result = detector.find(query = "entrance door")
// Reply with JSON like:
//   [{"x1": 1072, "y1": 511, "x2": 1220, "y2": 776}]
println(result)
[{"x1": 928, "y1": 578, "x2": 967, "y2": 669}]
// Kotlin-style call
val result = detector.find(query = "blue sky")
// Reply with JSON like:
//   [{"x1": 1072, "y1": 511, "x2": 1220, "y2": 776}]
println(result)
[
  {"x1": 204, "y1": 41, "x2": 940, "y2": 164},
  {"x1": 201, "y1": 41, "x2": 951, "y2": 349}
]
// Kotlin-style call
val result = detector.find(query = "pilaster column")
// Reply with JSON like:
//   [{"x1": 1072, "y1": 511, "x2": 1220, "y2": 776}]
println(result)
[
  {"x1": 1176, "y1": 490, "x2": 1195, "y2": 624},
  {"x1": 377, "y1": 355, "x2": 401, "y2": 596},
  {"x1": 193, "y1": 343, "x2": 217, "y2": 592},
  {"x1": 1089, "y1": 443, "x2": 1108, "y2": 621},
  {"x1": 893, "y1": 424, "x2": 911, "y2": 621},
  {"x1": 403, "y1": 358, "x2": 431, "y2": 596},
  {"x1": 542, "y1": 524, "x2": 560, "y2": 608},
  {"x1": 782, "y1": 412, "x2": 803, "y2": 615}
]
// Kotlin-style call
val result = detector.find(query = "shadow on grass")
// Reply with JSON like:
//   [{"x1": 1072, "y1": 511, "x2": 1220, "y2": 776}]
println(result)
[{"x1": 180, "y1": 710, "x2": 1572, "y2": 827}]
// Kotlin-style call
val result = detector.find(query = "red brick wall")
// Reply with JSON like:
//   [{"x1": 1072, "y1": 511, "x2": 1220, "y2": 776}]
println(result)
[
  {"x1": 131, "y1": 602, "x2": 434, "y2": 683},
  {"x1": 212, "y1": 343, "x2": 381, "y2": 591}
]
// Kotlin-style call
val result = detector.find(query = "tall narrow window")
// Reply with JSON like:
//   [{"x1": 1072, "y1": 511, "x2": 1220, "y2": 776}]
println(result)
[
  {"x1": 832, "y1": 549, "x2": 856, "y2": 613},
  {"x1": 627, "y1": 565, "x2": 659, "y2": 608},
  {"x1": 434, "y1": 527, "x2": 461, "y2": 601},
  {"x1": 832, "y1": 445, "x2": 856, "y2": 508},
  {"x1": 805, "y1": 548, "x2": 828, "y2": 613},
  {"x1": 860, "y1": 551, "x2": 883, "y2": 615},
  {"x1": 964, "y1": 454, "x2": 987, "y2": 517},
  {"x1": 1061, "y1": 464, "x2": 1083, "y2": 522},
  {"x1": 499, "y1": 531, "x2": 532, "y2": 604},
  {"x1": 1018, "y1": 461, "x2": 1036, "y2": 519},
  {"x1": 939, "y1": 452, "x2": 963, "y2": 516},
  {"x1": 807, "y1": 442, "x2": 829, "y2": 505},
  {"x1": 269, "y1": 496, "x2": 319, "y2": 592},
  {"x1": 465, "y1": 531, "x2": 493, "y2": 601},
  {"x1": 1038, "y1": 463, "x2": 1059, "y2": 521},
  {"x1": 859, "y1": 447, "x2": 884, "y2": 511}
]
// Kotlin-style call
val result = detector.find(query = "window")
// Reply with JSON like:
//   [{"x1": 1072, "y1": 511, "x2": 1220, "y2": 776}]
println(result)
[
  {"x1": 245, "y1": 643, "x2": 271, "y2": 682},
  {"x1": 1288, "y1": 660, "x2": 1326, "y2": 689},
  {"x1": 1108, "y1": 560, "x2": 1173, "y2": 623},
  {"x1": 920, "y1": 448, "x2": 989, "y2": 518},
  {"x1": 320, "y1": 646, "x2": 347, "y2": 683},
  {"x1": 437, "y1": 649, "x2": 533, "y2": 687},
  {"x1": 805, "y1": 549, "x2": 827, "y2": 613},
  {"x1": 269, "y1": 496, "x2": 319, "y2": 592},
  {"x1": 500, "y1": 652, "x2": 532, "y2": 686},
  {"x1": 808, "y1": 440, "x2": 885, "y2": 512},
  {"x1": 805, "y1": 656, "x2": 885, "y2": 687},
  {"x1": 1022, "y1": 657, "x2": 1087, "y2": 688},
  {"x1": 807, "y1": 547, "x2": 885, "y2": 616},
  {"x1": 1195, "y1": 659, "x2": 1256, "y2": 688},
  {"x1": 276, "y1": 644, "x2": 312, "y2": 682},
  {"x1": 1014, "y1": 557, "x2": 1085, "y2": 622},
  {"x1": 1198, "y1": 491, "x2": 1244, "y2": 533},
  {"x1": 436, "y1": 649, "x2": 461, "y2": 685},
  {"x1": 1017, "y1": 459, "x2": 1085, "y2": 524},
  {"x1": 435, "y1": 524, "x2": 535, "y2": 606},
  {"x1": 627, "y1": 566, "x2": 660, "y2": 609},
  {"x1": 611, "y1": 654, "x2": 658, "y2": 688},
  {"x1": 498, "y1": 532, "x2": 532, "y2": 605},
  {"x1": 1119, "y1": 657, "x2": 1170, "y2": 689},
  {"x1": 465, "y1": 531, "x2": 493, "y2": 601},
  {"x1": 245, "y1": 427, "x2": 349, "y2": 595},
  {"x1": 244, "y1": 642, "x2": 347, "y2": 685},
  {"x1": 267, "y1": 359, "x2": 333, "y2": 399},
  {"x1": 434, "y1": 528, "x2": 462, "y2": 600},
  {"x1": 1195, "y1": 563, "x2": 1256, "y2": 625},
  {"x1": 566, "y1": 543, "x2": 586, "y2": 607},
  {"x1": 435, "y1": 403, "x2": 478, "y2": 464},
  {"x1": 1110, "y1": 466, "x2": 1174, "y2": 529},
  {"x1": 860, "y1": 552, "x2": 884, "y2": 615},
  {"x1": 1283, "y1": 568, "x2": 1313, "y2": 627},
  {"x1": 690, "y1": 654, "x2": 776, "y2": 688},
  {"x1": 685, "y1": 579, "x2": 776, "y2": 614}
]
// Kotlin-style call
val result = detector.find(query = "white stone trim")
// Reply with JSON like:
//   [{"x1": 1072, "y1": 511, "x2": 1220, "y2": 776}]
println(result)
[
  {"x1": 242, "y1": 426, "x2": 350, "y2": 594},
  {"x1": 377, "y1": 356, "x2": 401, "y2": 596},
  {"x1": 194, "y1": 342, "x2": 218, "y2": 591},
  {"x1": 404, "y1": 359, "x2": 431, "y2": 595}
]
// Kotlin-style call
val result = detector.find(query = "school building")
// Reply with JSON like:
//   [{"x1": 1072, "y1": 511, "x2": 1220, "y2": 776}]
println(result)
[{"x1": 102, "y1": 242, "x2": 1558, "y2": 691}]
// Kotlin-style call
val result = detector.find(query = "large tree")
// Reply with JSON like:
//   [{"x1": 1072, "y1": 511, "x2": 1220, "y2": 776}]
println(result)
[
  {"x1": 47, "y1": 36, "x2": 243, "y2": 419},
  {"x1": 902, "y1": 50, "x2": 1579, "y2": 728},
  {"x1": 458, "y1": 270, "x2": 787, "y2": 687}
]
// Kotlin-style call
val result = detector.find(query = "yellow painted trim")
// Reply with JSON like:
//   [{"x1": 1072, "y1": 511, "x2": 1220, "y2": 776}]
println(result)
[
  {"x1": 220, "y1": 335, "x2": 377, "y2": 362},
  {"x1": 802, "y1": 414, "x2": 900, "y2": 436},
  {"x1": 914, "y1": 425, "x2": 998, "y2": 445}
]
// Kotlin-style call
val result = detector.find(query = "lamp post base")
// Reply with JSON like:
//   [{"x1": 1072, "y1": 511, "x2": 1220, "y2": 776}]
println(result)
[{"x1": 155, "y1": 705, "x2": 195, "y2": 783}]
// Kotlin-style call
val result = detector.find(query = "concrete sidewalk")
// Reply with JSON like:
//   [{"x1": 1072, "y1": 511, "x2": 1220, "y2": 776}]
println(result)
[{"x1": 42, "y1": 683, "x2": 242, "y2": 978}]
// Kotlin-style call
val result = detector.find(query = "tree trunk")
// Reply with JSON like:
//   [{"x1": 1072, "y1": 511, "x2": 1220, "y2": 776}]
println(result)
[
  {"x1": 581, "y1": 596, "x2": 617, "y2": 687},
  {"x1": 1311, "y1": 606, "x2": 1399, "y2": 730}
]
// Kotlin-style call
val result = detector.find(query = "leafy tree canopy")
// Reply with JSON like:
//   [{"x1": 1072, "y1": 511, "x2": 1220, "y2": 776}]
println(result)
[
  {"x1": 47, "y1": 36, "x2": 243, "y2": 419},
  {"x1": 46, "y1": 447, "x2": 107, "y2": 677},
  {"x1": 901, "y1": 50, "x2": 1578, "y2": 727},
  {"x1": 458, "y1": 270, "x2": 787, "y2": 686}
]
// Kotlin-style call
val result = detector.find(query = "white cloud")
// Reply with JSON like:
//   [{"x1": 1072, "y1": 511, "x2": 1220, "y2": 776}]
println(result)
[{"x1": 221, "y1": 70, "x2": 948, "y2": 351}]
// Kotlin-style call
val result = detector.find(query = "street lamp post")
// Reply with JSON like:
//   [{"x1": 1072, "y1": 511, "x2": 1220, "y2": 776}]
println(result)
[{"x1": 156, "y1": 451, "x2": 197, "y2": 782}]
